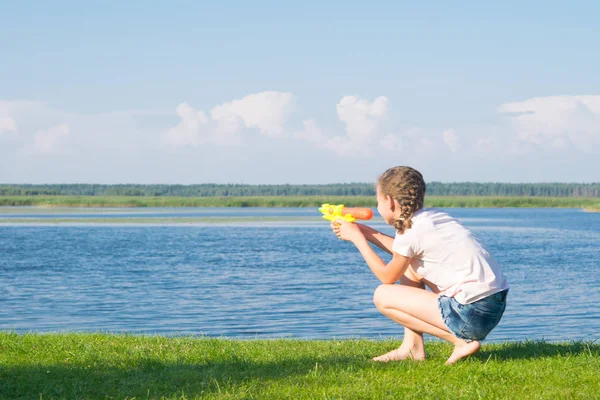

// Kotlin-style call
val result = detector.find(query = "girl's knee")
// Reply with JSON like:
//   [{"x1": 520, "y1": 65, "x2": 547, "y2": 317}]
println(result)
[{"x1": 373, "y1": 284, "x2": 394, "y2": 309}]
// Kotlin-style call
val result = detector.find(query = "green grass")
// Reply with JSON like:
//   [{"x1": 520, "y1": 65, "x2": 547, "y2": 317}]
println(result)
[
  {"x1": 2, "y1": 195, "x2": 600, "y2": 209},
  {"x1": 0, "y1": 333, "x2": 598, "y2": 399}
]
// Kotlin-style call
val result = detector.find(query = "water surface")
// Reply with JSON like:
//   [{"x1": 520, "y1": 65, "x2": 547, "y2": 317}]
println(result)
[{"x1": 1, "y1": 207, "x2": 598, "y2": 342}]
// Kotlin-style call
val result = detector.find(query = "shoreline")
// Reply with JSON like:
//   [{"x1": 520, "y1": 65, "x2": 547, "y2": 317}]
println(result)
[
  {"x1": 1, "y1": 195, "x2": 600, "y2": 209},
  {"x1": 1, "y1": 330, "x2": 597, "y2": 344}
]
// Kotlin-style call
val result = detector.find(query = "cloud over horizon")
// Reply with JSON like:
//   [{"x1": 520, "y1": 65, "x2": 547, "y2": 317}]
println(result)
[
  {"x1": 1, "y1": 93, "x2": 599, "y2": 183},
  {"x1": 29, "y1": 124, "x2": 70, "y2": 154},
  {"x1": 442, "y1": 128, "x2": 460, "y2": 152},
  {"x1": 295, "y1": 95, "x2": 390, "y2": 156},
  {"x1": 0, "y1": 117, "x2": 17, "y2": 135},
  {"x1": 164, "y1": 91, "x2": 296, "y2": 147},
  {"x1": 499, "y1": 95, "x2": 600, "y2": 152}
]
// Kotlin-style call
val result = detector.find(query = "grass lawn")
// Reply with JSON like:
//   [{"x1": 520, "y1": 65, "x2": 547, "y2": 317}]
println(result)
[{"x1": 1, "y1": 333, "x2": 598, "y2": 399}]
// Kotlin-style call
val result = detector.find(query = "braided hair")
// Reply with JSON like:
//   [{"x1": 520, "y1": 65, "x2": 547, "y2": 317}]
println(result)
[{"x1": 378, "y1": 166, "x2": 426, "y2": 234}]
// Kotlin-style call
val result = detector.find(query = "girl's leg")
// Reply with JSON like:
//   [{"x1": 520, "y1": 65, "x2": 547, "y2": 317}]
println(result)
[
  {"x1": 373, "y1": 269, "x2": 427, "y2": 361},
  {"x1": 372, "y1": 283, "x2": 481, "y2": 364}
]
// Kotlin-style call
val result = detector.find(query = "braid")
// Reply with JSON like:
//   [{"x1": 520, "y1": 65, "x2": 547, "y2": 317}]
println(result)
[{"x1": 378, "y1": 166, "x2": 426, "y2": 234}]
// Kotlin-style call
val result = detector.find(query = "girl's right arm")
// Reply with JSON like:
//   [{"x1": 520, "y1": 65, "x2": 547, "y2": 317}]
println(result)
[
  {"x1": 356, "y1": 223, "x2": 395, "y2": 255},
  {"x1": 333, "y1": 220, "x2": 410, "y2": 284}
]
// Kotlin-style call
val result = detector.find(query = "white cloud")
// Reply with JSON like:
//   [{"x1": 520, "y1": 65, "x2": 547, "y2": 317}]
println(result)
[
  {"x1": 167, "y1": 93, "x2": 391, "y2": 157},
  {"x1": 0, "y1": 102, "x2": 23, "y2": 137},
  {"x1": 476, "y1": 136, "x2": 497, "y2": 153},
  {"x1": 164, "y1": 103, "x2": 213, "y2": 146},
  {"x1": 295, "y1": 119, "x2": 325, "y2": 144},
  {"x1": 165, "y1": 91, "x2": 295, "y2": 147},
  {"x1": 442, "y1": 128, "x2": 461, "y2": 152},
  {"x1": 319, "y1": 95, "x2": 389, "y2": 156},
  {"x1": 380, "y1": 134, "x2": 404, "y2": 152},
  {"x1": 551, "y1": 137, "x2": 569, "y2": 149},
  {"x1": 0, "y1": 116, "x2": 17, "y2": 135},
  {"x1": 4, "y1": 92, "x2": 600, "y2": 184},
  {"x1": 211, "y1": 91, "x2": 295, "y2": 137},
  {"x1": 323, "y1": 135, "x2": 367, "y2": 156},
  {"x1": 336, "y1": 95, "x2": 388, "y2": 141},
  {"x1": 499, "y1": 95, "x2": 600, "y2": 152},
  {"x1": 295, "y1": 118, "x2": 365, "y2": 156},
  {"x1": 294, "y1": 96, "x2": 390, "y2": 156},
  {"x1": 31, "y1": 124, "x2": 70, "y2": 154},
  {"x1": 420, "y1": 137, "x2": 434, "y2": 147}
]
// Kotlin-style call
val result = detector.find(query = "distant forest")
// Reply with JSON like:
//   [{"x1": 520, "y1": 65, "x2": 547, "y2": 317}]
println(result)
[{"x1": 1, "y1": 183, "x2": 599, "y2": 197}]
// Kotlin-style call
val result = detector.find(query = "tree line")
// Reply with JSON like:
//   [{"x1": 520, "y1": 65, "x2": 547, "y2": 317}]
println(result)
[{"x1": 0, "y1": 183, "x2": 599, "y2": 197}]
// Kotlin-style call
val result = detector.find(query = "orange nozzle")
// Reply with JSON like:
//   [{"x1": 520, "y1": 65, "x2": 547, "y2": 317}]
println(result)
[{"x1": 324, "y1": 206, "x2": 374, "y2": 220}]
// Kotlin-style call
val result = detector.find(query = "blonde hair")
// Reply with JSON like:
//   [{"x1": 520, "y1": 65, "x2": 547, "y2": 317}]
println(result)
[{"x1": 378, "y1": 166, "x2": 426, "y2": 234}]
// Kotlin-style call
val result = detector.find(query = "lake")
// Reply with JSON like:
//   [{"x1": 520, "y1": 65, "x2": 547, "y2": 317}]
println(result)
[{"x1": 1, "y1": 207, "x2": 599, "y2": 342}]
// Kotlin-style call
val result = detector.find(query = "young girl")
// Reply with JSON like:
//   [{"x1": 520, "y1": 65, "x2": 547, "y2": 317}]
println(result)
[{"x1": 331, "y1": 166, "x2": 508, "y2": 365}]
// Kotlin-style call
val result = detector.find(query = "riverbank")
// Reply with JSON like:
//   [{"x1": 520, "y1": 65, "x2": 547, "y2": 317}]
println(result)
[
  {"x1": 0, "y1": 333, "x2": 597, "y2": 399},
  {"x1": 2, "y1": 195, "x2": 600, "y2": 209}
]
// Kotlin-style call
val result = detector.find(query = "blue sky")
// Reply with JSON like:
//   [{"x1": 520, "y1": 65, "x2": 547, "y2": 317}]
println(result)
[{"x1": 1, "y1": 1, "x2": 599, "y2": 183}]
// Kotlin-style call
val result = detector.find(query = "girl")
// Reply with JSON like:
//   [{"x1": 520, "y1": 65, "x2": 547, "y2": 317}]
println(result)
[{"x1": 331, "y1": 166, "x2": 508, "y2": 365}]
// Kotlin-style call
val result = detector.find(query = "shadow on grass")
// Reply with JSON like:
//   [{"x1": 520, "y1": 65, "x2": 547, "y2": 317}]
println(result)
[
  {"x1": 0, "y1": 355, "x2": 363, "y2": 399},
  {"x1": 477, "y1": 340, "x2": 600, "y2": 361}
]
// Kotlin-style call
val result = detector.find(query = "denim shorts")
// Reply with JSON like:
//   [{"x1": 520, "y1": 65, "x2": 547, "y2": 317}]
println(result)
[{"x1": 437, "y1": 289, "x2": 508, "y2": 342}]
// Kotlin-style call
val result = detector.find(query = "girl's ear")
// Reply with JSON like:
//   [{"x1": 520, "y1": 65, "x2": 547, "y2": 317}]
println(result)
[{"x1": 388, "y1": 195, "x2": 396, "y2": 211}]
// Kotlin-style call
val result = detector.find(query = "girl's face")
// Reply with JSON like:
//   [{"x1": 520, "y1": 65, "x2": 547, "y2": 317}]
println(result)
[{"x1": 376, "y1": 185, "x2": 397, "y2": 225}]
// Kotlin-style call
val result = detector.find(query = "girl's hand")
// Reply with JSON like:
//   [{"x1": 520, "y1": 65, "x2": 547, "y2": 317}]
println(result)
[{"x1": 331, "y1": 219, "x2": 364, "y2": 243}]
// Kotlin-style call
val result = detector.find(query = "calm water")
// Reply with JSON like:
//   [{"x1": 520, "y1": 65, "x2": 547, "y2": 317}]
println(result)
[{"x1": 1, "y1": 208, "x2": 599, "y2": 342}]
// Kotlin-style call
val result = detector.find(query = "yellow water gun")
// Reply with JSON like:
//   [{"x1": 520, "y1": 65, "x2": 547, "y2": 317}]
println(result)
[{"x1": 318, "y1": 204, "x2": 374, "y2": 223}]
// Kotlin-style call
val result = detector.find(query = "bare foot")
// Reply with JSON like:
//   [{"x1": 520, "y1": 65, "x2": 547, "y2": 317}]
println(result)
[
  {"x1": 445, "y1": 340, "x2": 481, "y2": 365},
  {"x1": 372, "y1": 345, "x2": 426, "y2": 362}
]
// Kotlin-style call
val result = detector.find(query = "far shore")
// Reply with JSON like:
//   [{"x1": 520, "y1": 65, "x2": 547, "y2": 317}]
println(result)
[{"x1": 1, "y1": 195, "x2": 600, "y2": 209}]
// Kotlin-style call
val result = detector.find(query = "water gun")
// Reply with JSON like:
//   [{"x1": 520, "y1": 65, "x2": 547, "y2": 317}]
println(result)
[{"x1": 318, "y1": 204, "x2": 374, "y2": 223}]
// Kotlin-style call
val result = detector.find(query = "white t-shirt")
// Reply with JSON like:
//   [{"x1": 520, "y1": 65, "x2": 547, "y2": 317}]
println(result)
[{"x1": 392, "y1": 208, "x2": 509, "y2": 304}]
